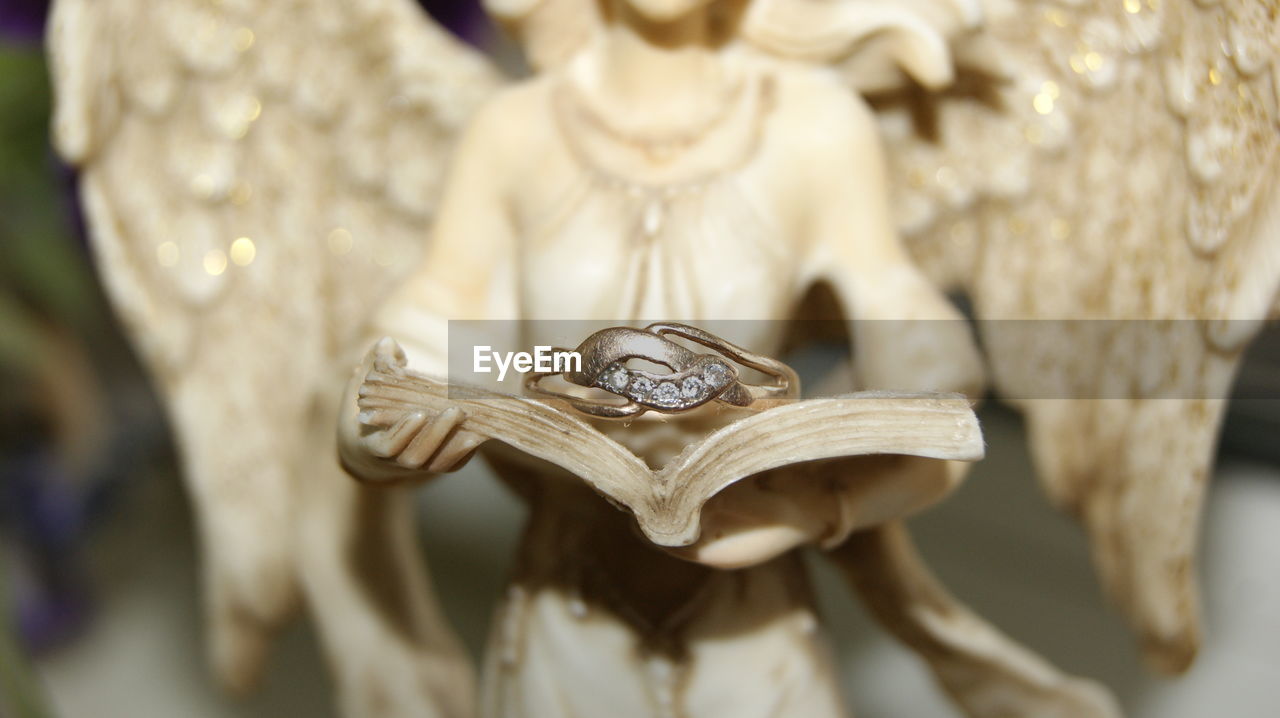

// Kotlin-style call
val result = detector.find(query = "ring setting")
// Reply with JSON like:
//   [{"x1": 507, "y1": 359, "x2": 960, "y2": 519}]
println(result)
[
  {"x1": 525, "y1": 322, "x2": 797, "y2": 419},
  {"x1": 593, "y1": 354, "x2": 735, "y2": 411}
]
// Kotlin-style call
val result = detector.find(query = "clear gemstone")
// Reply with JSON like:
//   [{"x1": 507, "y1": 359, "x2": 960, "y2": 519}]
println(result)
[
  {"x1": 681, "y1": 376, "x2": 706, "y2": 400},
  {"x1": 651, "y1": 381, "x2": 680, "y2": 407},
  {"x1": 703, "y1": 362, "x2": 730, "y2": 387},
  {"x1": 628, "y1": 376, "x2": 655, "y2": 400},
  {"x1": 600, "y1": 364, "x2": 630, "y2": 393}
]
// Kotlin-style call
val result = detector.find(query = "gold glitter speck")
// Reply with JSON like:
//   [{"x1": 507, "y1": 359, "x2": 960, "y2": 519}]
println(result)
[
  {"x1": 157, "y1": 241, "x2": 179, "y2": 267},
  {"x1": 327, "y1": 228, "x2": 353, "y2": 256},
  {"x1": 1208, "y1": 67, "x2": 1222, "y2": 85},
  {"x1": 230, "y1": 237, "x2": 256, "y2": 266},
  {"x1": 191, "y1": 173, "x2": 215, "y2": 199},
  {"x1": 203, "y1": 249, "x2": 228, "y2": 276},
  {"x1": 234, "y1": 27, "x2": 255, "y2": 52},
  {"x1": 222, "y1": 96, "x2": 263, "y2": 139},
  {"x1": 1124, "y1": 0, "x2": 1141, "y2": 13},
  {"x1": 373, "y1": 244, "x2": 396, "y2": 267}
]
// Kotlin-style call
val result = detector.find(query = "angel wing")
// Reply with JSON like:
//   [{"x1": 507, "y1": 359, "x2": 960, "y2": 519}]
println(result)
[
  {"x1": 873, "y1": 0, "x2": 1280, "y2": 673},
  {"x1": 47, "y1": 0, "x2": 501, "y2": 709}
]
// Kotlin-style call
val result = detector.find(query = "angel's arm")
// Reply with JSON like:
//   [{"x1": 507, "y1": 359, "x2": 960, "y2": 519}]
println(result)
[
  {"x1": 671, "y1": 86, "x2": 982, "y2": 569},
  {"x1": 797, "y1": 84, "x2": 983, "y2": 397},
  {"x1": 338, "y1": 97, "x2": 519, "y2": 482},
  {"x1": 828, "y1": 523, "x2": 1121, "y2": 718},
  {"x1": 367, "y1": 95, "x2": 521, "y2": 368}
]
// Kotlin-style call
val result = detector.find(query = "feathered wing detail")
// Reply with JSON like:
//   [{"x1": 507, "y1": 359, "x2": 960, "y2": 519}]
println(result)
[
  {"x1": 48, "y1": 0, "x2": 501, "y2": 704},
  {"x1": 878, "y1": 0, "x2": 1280, "y2": 672}
]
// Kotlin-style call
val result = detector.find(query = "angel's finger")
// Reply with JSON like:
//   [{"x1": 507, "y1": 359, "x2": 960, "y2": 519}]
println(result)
[
  {"x1": 397, "y1": 407, "x2": 467, "y2": 469},
  {"x1": 356, "y1": 407, "x2": 402, "y2": 429},
  {"x1": 355, "y1": 342, "x2": 386, "y2": 382},
  {"x1": 363, "y1": 411, "x2": 429, "y2": 458},
  {"x1": 425, "y1": 428, "x2": 485, "y2": 473},
  {"x1": 372, "y1": 336, "x2": 406, "y2": 372}
]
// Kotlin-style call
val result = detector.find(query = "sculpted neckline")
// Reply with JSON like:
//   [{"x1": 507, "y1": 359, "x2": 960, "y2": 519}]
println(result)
[{"x1": 551, "y1": 55, "x2": 775, "y2": 189}]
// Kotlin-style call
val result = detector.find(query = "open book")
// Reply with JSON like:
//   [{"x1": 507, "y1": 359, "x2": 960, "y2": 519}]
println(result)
[{"x1": 357, "y1": 340, "x2": 984, "y2": 547}]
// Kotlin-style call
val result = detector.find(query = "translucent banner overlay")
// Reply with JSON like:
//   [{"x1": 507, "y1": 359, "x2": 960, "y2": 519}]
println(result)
[{"x1": 413, "y1": 319, "x2": 1280, "y2": 401}]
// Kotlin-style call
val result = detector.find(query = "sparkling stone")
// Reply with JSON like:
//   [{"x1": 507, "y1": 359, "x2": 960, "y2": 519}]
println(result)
[
  {"x1": 681, "y1": 376, "x2": 706, "y2": 401},
  {"x1": 650, "y1": 381, "x2": 680, "y2": 407},
  {"x1": 628, "y1": 376, "x2": 655, "y2": 400},
  {"x1": 600, "y1": 364, "x2": 630, "y2": 393},
  {"x1": 703, "y1": 362, "x2": 730, "y2": 388}
]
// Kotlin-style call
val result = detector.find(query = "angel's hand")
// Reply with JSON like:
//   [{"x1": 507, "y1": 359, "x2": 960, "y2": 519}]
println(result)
[
  {"x1": 664, "y1": 470, "x2": 834, "y2": 570},
  {"x1": 339, "y1": 339, "x2": 485, "y2": 483},
  {"x1": 356, "y1": 405, "x2": 484, "y2": 476},
  {"x1": 667, "y1": 456, "x2": 967, "y2": 570}
]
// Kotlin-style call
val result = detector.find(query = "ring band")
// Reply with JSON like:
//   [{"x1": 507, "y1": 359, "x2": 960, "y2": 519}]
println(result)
[{"x1": 524, "y1": 322, "x2": 799, "y2": 419}]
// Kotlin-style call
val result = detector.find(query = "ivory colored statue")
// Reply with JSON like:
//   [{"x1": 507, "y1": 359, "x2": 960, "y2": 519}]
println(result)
[
  {"x1": 47, "y1": 0, "x2": 1279, "y2": 716},
  {"x1": 335, "y1": 1, "x2": 1116, "y2": 715}
]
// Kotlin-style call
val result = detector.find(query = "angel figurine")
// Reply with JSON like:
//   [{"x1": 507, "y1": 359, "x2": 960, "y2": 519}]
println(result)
[
  {"x1": 334, "y1": 0, "x2": 1126, "y2": 715},
  {"x1": 47, "y1": 0, "x2": 1279, "y2": 716}
]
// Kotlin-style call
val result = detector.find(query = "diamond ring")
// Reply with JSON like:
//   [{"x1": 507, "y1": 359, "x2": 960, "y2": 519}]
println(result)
[{"x1": 524, "y1": 322, "x2": 799, "y2": 419}]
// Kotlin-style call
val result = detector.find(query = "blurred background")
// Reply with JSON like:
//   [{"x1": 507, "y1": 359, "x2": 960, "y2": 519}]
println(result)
[{"x1": 1, "y1": 1, "x2": 1277, "y2": 716}]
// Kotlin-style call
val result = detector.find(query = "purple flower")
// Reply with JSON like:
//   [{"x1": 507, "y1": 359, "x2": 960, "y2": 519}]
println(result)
[
  {"x1": 0, "y1": 0, "x2": 48, "y2": 45},
  {"x1": 419, "y1": 0, "x2": 490, "y2": 46}
]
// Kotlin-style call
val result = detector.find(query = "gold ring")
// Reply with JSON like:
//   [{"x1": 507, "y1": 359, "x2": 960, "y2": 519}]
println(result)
[{"x1": 524, "y1": 322, "x2": 799, "y2": 419}]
